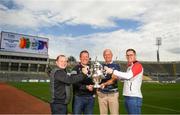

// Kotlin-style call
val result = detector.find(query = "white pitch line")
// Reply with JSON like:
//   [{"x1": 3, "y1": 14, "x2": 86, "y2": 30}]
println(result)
[
  {"x1": 143, "y1": 103, "x2": 180, "y2": 113},
  {"x1": 119, "y1": 100, "x2": 180, "y2": 113}
]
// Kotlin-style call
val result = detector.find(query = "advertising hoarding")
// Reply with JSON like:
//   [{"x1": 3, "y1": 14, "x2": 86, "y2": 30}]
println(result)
[{"x1": 0, "y1": 31, "x2": 48, "y2": 56}]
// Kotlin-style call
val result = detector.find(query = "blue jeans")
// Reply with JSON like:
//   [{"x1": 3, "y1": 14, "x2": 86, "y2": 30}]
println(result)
[
  {"x1": 50, "y1": 102, "x2": 67, "y2": 114},
  {"x1": 73, "y1": 95, "x2": 95, "y2": 114},
  {"x1": 124, "y1": 96, "x2": 142, "y2": 114}
]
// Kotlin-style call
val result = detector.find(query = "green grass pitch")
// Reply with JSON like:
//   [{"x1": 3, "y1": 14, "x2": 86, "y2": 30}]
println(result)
[{"x1": 9, "y1": 82, "x2": 180, "y2": 114}]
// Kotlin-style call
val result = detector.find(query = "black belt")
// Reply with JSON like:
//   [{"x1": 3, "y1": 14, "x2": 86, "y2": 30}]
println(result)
[{"x1": 100, "y1": 88, "x2": 118, "y2": 94}]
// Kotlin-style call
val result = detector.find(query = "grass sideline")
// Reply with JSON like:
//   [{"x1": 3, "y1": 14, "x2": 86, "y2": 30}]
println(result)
[{"x1": 9, "y1": 82, "x2": 180, "y2": 114}]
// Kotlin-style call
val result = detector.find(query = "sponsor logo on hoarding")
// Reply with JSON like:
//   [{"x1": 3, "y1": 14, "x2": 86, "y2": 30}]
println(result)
[{"x1": 19, "y1": 37, "x2": 48, "y2": 50}]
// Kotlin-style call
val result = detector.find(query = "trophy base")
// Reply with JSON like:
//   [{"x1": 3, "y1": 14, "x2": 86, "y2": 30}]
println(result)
[{"x1": 94, "y1": 84, "x2": 101, "y2": 88}]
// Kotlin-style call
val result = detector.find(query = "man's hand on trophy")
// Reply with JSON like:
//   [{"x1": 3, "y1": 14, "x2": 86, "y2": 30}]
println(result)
[
  {"x1": 86, "y1": 85, "x2": 94, "y2": 91},
  {"x1": 104, "y1": 66, "x2": 113, "y2": 74},
  {"x1": 82, "y1": 66, "x2": 88, "y2": 75},
  {"x1": 100, "y1": 83, "x2": 105, "y2": 89},
  {"x1": 86, "y1": 66, "x2": 92, "y2": 77}
]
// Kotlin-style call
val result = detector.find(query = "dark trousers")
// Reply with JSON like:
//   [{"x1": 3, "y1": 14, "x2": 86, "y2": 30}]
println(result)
[{"x1": 50, "y1": 102, "x2": 67, "y2": 114}]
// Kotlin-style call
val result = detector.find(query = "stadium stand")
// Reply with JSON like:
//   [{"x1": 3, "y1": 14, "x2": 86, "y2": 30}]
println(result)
[
  {"x1": 1, "y1": 57, "x2": 180, "y2": 83},
  {"x1": 175, "y1": 63, "x2": 180, "y2": 77},
  {"x1": 0, "y1": 31, "x2": 49, "y2": 82}
]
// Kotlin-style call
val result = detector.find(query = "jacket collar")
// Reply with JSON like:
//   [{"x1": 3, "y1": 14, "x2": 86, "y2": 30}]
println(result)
[{"x1": 127, "y1": 60, "x2": 138, "y2": 67}]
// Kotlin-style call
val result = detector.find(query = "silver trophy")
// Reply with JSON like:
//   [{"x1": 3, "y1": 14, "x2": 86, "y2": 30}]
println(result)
[{"x1": 88, "y1": 58, "x2": 105, "y2": 88}]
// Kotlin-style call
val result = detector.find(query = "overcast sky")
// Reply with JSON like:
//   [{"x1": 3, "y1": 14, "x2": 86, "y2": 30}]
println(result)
[{"x1": 0, "y1": 0, "x2": 180, "y2": 61}]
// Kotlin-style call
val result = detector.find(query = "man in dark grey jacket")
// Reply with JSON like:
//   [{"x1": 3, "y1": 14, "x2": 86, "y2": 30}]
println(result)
[{"x1": 50, "y1": 55, "x2": 88, "y2": 114}]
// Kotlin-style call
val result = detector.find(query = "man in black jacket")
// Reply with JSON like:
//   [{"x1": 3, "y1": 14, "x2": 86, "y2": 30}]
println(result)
[
  {"x1": 72, "y1": 50, "x2": 95, "y2": 114},
  {"x1": 50, "y1": 55, "x2": 88, "y2": 114}
]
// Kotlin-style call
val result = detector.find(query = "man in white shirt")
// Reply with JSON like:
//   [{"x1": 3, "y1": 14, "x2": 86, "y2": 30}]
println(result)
[{"x1": 104, "y1": 48, "x2": 143, "y2": 114}]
